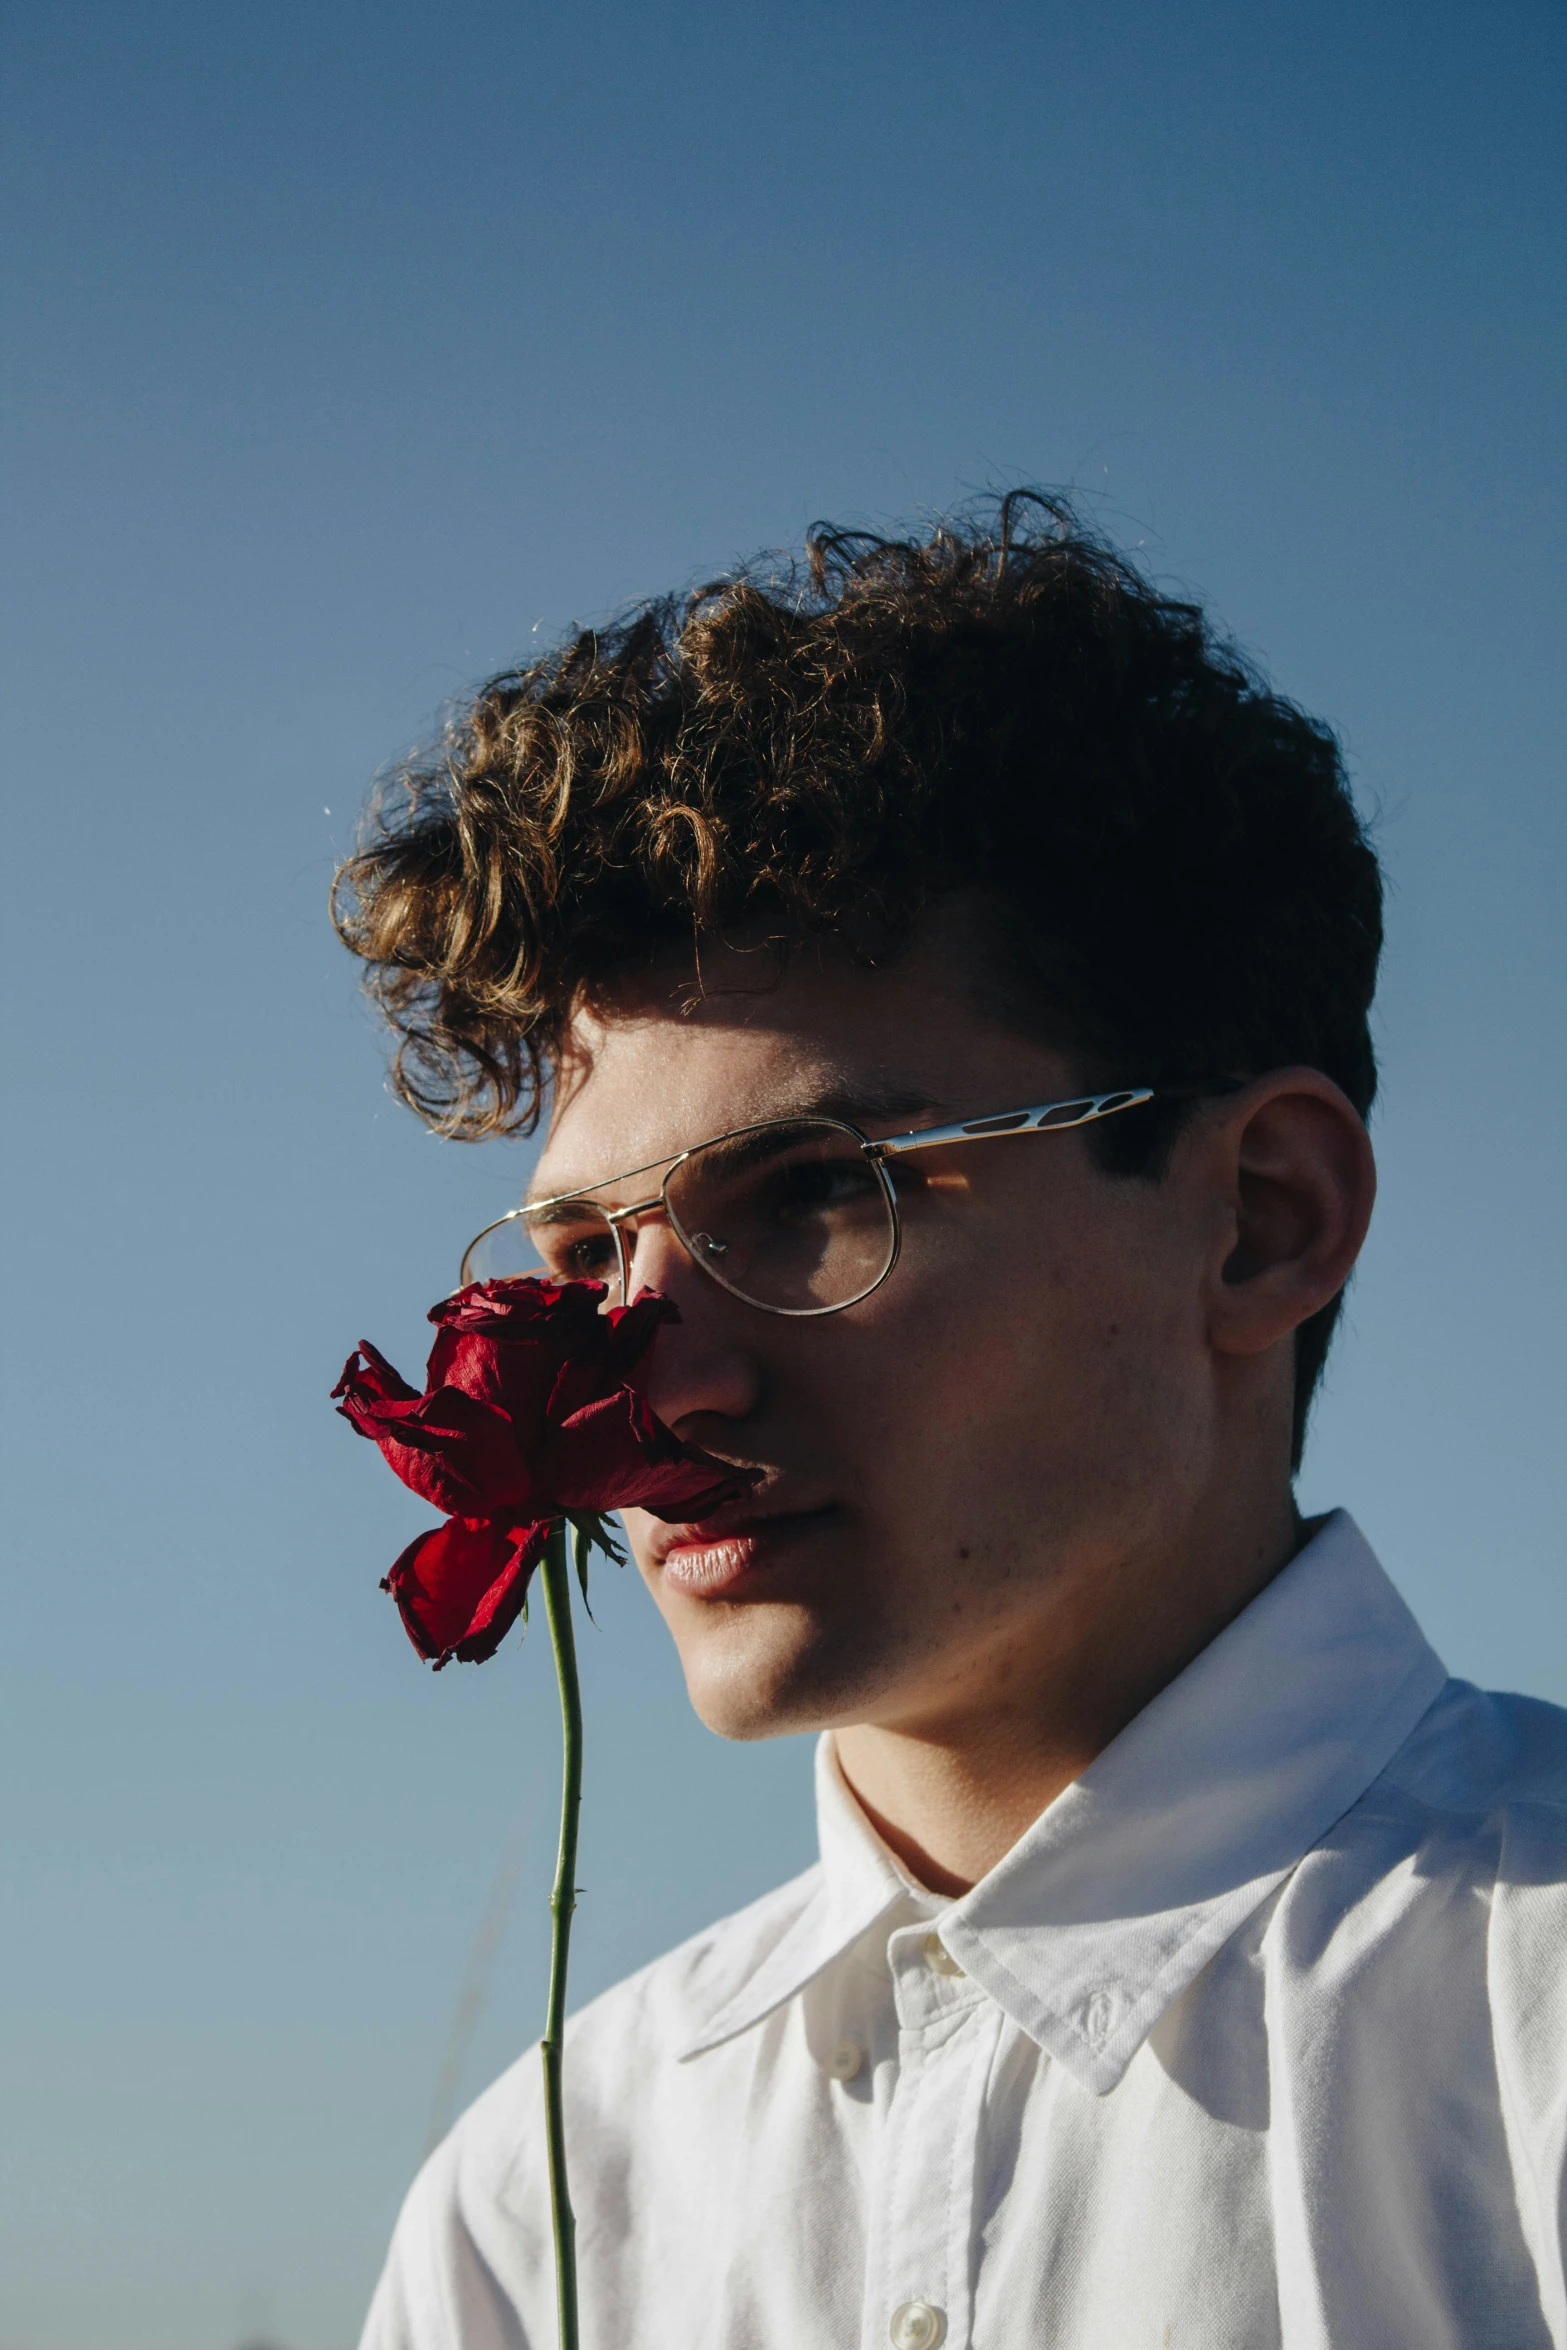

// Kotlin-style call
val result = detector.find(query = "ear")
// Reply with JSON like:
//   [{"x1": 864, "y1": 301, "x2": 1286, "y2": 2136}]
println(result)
[{"x1": 1203, "y1": 1068, "x2": 1376, "y2": 1359}]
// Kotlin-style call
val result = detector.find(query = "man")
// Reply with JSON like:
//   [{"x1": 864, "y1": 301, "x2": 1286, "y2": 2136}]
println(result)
[{"x1": 339, "y1": 496, "x2": 1567, "y2": 2347}]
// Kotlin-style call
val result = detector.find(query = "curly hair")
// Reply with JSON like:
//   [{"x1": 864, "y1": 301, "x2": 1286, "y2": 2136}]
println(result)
[{"x1": 334, "y1": 491, "x2": 1383, "y2": 1464}]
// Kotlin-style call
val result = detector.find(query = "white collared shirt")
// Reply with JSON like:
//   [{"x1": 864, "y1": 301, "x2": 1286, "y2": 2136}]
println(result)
[{"x1": 361, "y1": 1513, "x2": 1567, "y2": 2349}]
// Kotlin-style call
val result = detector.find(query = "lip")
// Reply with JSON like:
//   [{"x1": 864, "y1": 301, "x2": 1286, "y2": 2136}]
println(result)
[{"x1": 649, "y1": 1502, "x2": 839, "y2": 1598}]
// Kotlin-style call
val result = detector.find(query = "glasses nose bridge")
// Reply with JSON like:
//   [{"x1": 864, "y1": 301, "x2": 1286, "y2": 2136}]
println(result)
[
  {"x1": 605, "y1": 1187, "x2": 691, "y2": 1297},
  {"x1": 603, "y1": 1191, "x2": 667, "y2": 1230}
]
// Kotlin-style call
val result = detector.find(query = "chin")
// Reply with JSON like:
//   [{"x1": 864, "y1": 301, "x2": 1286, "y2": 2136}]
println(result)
[{"x1": 673, "y1": 1618, "x2": 886, "y2": 1743}]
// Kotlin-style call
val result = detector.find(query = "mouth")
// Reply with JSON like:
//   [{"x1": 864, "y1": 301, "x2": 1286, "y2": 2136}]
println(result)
[{"x1": 648, "y1": 1501, "x2": 840, "y2": 1597}]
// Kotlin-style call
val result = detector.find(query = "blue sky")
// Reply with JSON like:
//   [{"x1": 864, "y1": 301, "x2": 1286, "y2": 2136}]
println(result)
[{"x1": 2, "y1": 3, "x2": 1563, "y2": 2344}]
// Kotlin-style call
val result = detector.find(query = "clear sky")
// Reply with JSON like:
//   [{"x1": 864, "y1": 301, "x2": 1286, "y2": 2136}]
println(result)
[{"x1": 2, "y1": 3, "x2": 1562, "y2": 2344}]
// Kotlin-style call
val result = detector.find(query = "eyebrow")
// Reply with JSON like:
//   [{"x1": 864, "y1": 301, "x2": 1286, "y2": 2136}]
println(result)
[
  {"x1": 797, "y1": 1080, "x2": 947, "y2": 1125},
  {"x1": 525, "y1": 1079, "x2": 949, "y2": 1206}
]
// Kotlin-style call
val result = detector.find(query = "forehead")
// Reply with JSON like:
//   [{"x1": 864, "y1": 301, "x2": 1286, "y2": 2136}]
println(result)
[{"x1": 530, "y1": 924, "x2": 1073, "y2": 1199}]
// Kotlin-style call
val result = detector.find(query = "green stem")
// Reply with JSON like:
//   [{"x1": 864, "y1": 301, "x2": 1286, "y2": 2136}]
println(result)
[{"x1": 538, "y1": 1523, "x2": 582, "y2": 2350}]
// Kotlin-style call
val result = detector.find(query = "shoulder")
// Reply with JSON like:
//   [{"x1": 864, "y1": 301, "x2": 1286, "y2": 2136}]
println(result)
[
  {"x1": 361, "y1": 1864, "x2": 827, "y2": 2346},
  {"x1": 433, "y1": 1859, "x2": 822, "y2": 2189},
  {"x1": 557, "y1": 1856, "x2": 825, "y2": 2086},
  {"x1": 1317, "y1": 1677, "x2": 1567, "y2": 1896},
  {"x1": 1287, "y1": 1673, "x2": 1567, "y2": 1983},
  {"x1": 1379, "y1": 1678, "x2": 1567, "y2": 1817},
  {"x1": 1285, "y1": 1680, "x2": 1567, "y2": 2166}
]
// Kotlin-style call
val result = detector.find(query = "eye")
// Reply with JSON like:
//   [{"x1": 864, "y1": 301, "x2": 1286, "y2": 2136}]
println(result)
[
  {"x1": 530, "y1": 1212, "x2": 619, "y2": 1283},
  {"x1": 770, "y1": 1156, "x2": 882, "y2": 1217},
  {"x1": 563, "y1": 1232, "x2": 618, "y2": 1277}
]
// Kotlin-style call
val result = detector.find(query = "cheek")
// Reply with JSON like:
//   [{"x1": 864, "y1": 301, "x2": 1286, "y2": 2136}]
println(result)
[{"x1": 848, "y1": 1217, "x2": 1195, "y2": 1510}]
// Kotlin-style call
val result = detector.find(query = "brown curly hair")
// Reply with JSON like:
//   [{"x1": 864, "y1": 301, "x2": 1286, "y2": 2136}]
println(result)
[{"x1": 334, "y1": 492, "x2": 1383, "y2": 1463}]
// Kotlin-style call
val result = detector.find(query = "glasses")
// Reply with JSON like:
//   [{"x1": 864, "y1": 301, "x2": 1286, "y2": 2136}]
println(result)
[{"x1": 459, "y1": 1084, "x2": 1235, "y2": 1318}]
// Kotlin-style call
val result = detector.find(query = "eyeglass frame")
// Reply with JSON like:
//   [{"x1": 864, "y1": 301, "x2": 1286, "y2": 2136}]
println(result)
[{"x1": 458, "y1": 1080, "x2": 1243, "y2": 1318}]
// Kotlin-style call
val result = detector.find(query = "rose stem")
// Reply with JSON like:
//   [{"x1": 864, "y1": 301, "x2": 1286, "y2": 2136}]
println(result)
[{"x1": 538, "y1": 1520, "x2": 582, "y2": 2350}]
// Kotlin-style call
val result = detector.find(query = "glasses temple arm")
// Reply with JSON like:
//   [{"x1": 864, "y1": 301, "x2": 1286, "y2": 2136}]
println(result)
[
  {"x1": 870, "y1": 1089, "x2": 1155, "y2": 1156},
  {"x1": 870, "y1": 1078, "x2": 1244, "y2": 1159}
]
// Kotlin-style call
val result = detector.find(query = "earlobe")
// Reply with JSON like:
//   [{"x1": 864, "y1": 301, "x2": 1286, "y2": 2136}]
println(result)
[{"x1": 1207, "y1": 1071, "x2": 1376, "y2": 1358}]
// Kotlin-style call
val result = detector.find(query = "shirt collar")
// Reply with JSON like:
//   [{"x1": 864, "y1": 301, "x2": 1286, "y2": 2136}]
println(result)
[{"x1": 679, "y1": 1512, "x2": 1448, "y2": 2086}]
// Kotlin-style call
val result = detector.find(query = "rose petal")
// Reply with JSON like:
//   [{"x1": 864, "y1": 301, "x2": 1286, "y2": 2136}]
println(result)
[
  {"x1": 336, "y1": 1363, "x2": 538, "y2": 1518},
  {"x1": 602, "y1": 1290, "x2": 682, "y2": 1384},
  {"x1": 429, "y1": 1278, "x2": 610, "y2": 1342},
  {"x1": 332, "y1": 1340, "x2": 420, "y2": 1408},
  {"x1": 428, "y1": 1326, "x2": 560, "y2": 1424},
  {"x1": 542, "y1": 1386, "x2": 746, "y2": 1519},
  {"x1": 383, "y1": 1517, "x2": 549, "y2": 1667}
]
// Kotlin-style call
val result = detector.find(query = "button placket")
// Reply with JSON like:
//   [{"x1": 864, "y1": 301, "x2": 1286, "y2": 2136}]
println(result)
[
  {"x1": 862, "y1": 1925, "x2": 1000, "y2": 2350},
  {"x1": 887, "y1": 1921, "x2": 982, "y2": 2038}
]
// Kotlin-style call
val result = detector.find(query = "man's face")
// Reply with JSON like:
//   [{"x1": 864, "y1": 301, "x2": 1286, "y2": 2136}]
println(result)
[{"x1": 531, "y1": 918, "x2": 1234, "y2": 1745}]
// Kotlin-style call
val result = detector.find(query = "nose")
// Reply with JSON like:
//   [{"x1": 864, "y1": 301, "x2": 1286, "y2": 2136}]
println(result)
[{"x1": 623, "y1": 1213, "x2": 763, "y2": 1436}]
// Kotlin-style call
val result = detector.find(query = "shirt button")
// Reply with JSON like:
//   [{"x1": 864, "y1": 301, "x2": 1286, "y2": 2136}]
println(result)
[
  {"x1": 824, "y1": 2038, "x2": 864, "y2": 2080},
  {"x1": 889, "y1": 2303, "x2": 946, "y2": 2349},
  {"x1": 922, "y1": 1931, "x2": 965, "y2": 1977}
]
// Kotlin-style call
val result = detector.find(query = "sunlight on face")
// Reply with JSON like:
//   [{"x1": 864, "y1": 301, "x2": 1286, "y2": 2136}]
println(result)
[{"x1": 534, "y1": 916, "x2": 1215, "y2": 1745}]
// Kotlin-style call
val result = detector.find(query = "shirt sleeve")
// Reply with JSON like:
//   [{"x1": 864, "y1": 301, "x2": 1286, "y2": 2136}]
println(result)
[
  {"x1": 357, "y1": 2134, "x2": 537, "y2": 2350},
  {"x1": 1491, "y1": 1803, "x2": 1567, "y2": 2347}
]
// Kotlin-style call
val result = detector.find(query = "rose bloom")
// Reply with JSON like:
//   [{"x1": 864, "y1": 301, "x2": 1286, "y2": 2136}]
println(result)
[{"x1": 334, "y1": 1278, "x2": 747, "y2": 1665}]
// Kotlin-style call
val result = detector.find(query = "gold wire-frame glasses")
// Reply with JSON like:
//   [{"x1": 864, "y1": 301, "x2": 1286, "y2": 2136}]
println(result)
[{"x1": 458, "y1": 1084, "x2": 1237, "y2": 1319}]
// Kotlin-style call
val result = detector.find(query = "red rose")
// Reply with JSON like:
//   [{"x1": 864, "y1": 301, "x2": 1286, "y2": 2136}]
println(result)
[{"x1": 334, "y1": 1277, "x2": 748, "y2": 1666}]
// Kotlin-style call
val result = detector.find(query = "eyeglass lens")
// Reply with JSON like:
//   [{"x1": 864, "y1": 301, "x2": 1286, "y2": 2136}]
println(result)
[
  {"x1": 665, "y1": 1120, "x2": 896, "y2": 1312},
  {"x1": 473, "y1": 1120, "x2": 898, "y2": 1313}
]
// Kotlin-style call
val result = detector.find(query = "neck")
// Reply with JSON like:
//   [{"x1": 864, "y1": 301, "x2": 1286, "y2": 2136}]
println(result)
[{"x1": 834, "y1": 1488, "x2": 1308, "y2": 1897}]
